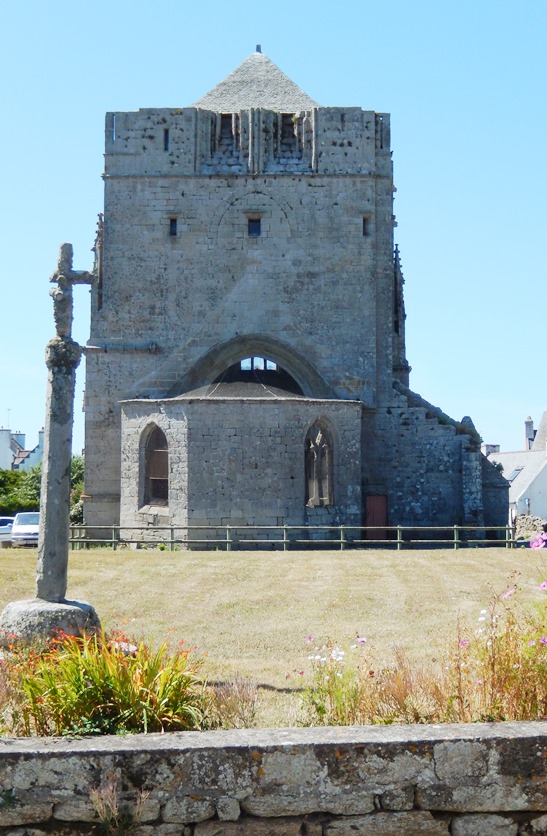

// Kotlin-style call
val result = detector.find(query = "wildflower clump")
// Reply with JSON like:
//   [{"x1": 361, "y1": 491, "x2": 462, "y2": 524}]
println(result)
[
  {"x1": 302, "y1": 635, "x2": 449, "y2": 726},
  {"x1": 0, "y1": 630, "x2": 209, "y2": 736},
  {"x1": 530, "y1": 531, "x2": 547, "y2": 549},
  {"x1": 301, "y1": 577, "x2": 547, "y2": 727},
  {"x1": 448, "y1": 578, "x2": 547, "y2": 722}
]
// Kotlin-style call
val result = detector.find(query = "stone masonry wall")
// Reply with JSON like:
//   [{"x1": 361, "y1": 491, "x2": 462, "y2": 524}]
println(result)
[
  {"x1": 120, "y1": 398, "x2": 362, "y2": 536},
  {"x1": 84, "y1": 103, "x2": 395, "y2": 531},
  {"x1": 0, "y1": 723, "x2": 545, "y2": 834},
  {"x1": 362, "y1": 406, "x2": 493, "y2": 530}
]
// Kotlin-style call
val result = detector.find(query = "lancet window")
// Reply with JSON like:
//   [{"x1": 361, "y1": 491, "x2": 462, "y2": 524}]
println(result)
[
  {"x1": 143, "y1": 425, "x2": 169, "y2": 507},
  {"x1": 305, "y1": 421, "x2": 333, "y2": 507}
]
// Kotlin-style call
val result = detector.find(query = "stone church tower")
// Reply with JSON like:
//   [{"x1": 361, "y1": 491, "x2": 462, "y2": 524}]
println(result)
[{"x1": 83, "y1": 50, "x2": 507, "y2": 541}]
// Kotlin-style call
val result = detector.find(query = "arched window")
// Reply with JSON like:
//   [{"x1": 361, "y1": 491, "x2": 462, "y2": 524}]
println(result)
[
  {"x1": 305, "y1": 421, "x2": 333, "y2": 507},
  {"x1": 143, "y1": 425, "x2": 168, "y2": 506}
]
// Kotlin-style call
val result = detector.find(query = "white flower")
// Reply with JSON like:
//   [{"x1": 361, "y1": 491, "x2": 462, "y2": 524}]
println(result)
[{"x1": 331, "y1": 646, "x2": 345, "y2": 662}]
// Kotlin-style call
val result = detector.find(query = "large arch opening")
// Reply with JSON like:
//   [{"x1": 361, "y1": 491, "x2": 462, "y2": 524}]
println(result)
[
  {"x1": 213, "y1": 355, "x2": 304, "y2": 395},
  {"x1": 164, "y1": 335, "x2": 334, "y2": 399}
]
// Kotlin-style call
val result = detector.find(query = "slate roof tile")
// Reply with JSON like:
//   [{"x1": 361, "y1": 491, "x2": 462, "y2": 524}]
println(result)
[{"x1": 192, "y1": 51, "x2": 319, "y2": 112}]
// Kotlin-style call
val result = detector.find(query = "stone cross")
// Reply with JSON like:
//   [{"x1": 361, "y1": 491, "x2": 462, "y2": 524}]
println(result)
[{"x1": 36, "y1": 244, "x2": 93, "y2": 602}]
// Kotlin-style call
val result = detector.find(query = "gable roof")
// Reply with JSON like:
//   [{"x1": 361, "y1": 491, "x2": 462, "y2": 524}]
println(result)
[
  {"x1": 489, "y1": 449, "x2": 547, "y2": 502},
  {"x1": 192, "y1": 51, "x2": 319, "y2": 112}
]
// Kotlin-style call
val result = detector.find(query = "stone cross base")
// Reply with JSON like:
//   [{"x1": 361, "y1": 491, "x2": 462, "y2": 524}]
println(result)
[{"x1": 0, "y1": 599, "x2": 101, "y2": 647}]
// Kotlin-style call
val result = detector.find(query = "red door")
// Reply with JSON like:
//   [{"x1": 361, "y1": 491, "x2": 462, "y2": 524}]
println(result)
[{"x1": 365, "y1": 495, "x2": 388, "y2": 540}]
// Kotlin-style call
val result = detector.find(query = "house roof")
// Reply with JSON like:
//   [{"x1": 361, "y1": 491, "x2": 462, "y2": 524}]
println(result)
[
  {"x1": 192, "y1": 51, "x2": 319, "y2": 112},
  {"x1": 488, "y1": 449, "x2": 547, "y2": 502},
  {"x1": 531, "y1": 410, "x2": 547, "y2": 451}
]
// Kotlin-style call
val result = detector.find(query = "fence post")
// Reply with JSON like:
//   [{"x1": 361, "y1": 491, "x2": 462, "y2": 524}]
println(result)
[
  {"x1": 396, "y1": 525, "x2": 402, "y2": 550},
  {"x1": 283, "y1": 525, "x2": 288, "y2": 551},
  {"x1": 170, "y1": 526, "x2": 175, "y2": 551},
  {"x1": 453, "y1": 525, "x2": 460, "y2": 550},
  {"x1": 112, "y1": 527, "x2": 117, "y2": 551},
  {"x1": 340, "y1": 526, "x2": 346, "y2": 550},
  {"x1": 226, "y1": 526, "x2": 231, "y2": 552}
]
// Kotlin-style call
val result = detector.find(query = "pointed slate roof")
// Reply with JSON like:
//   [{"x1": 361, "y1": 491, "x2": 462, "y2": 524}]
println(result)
[
  {"x1": 192, "y1": 51, "x2": 319, "y2": 112},
  {"x1": 531, "y1": 411, "x2": 547, "y2": 452}
]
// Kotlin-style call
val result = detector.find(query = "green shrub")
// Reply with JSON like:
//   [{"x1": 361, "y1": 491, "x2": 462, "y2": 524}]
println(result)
[{"x1": 2, "y1": 631, "x2": 209, "y2": 736}]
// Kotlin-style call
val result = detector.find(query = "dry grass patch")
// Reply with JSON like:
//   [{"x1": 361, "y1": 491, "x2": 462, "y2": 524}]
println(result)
[{"x1": 1, "y1": 546, "x2": 544, "y2": 726}]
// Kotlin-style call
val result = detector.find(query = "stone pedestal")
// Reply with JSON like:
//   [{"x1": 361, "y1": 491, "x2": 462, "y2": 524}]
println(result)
[{"x1": 0, "y1": 599, "x2": 101, "y2": 647}]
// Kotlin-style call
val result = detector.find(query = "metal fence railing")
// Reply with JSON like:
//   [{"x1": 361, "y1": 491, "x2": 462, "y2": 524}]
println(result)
[{"x1": 69, "y1": 524, "x2": 518, "y2": 551}]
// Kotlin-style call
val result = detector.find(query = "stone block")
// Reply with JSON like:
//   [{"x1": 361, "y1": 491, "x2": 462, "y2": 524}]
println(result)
[
  {"x1": 161, "y1": 795, "x2": 216, "y2": 823},
  {"x1": 195, "y1": 818, "x2": 304, "y2": 835},
  {"x1": 217, "y1": 797, "x2": 241, "y2": 821},
  {"x1": 323, "y1": 811, "x2": 449, "y2": 834},
  {"x1": 450, "y1": 813, "x2": 518, "y2": 835}
]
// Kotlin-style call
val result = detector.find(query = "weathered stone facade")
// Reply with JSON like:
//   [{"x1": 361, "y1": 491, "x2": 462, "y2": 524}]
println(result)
[
  {"x1": 83, "y1": 51, "x2": 507, "y2": 536},
  {"x1": 0, "y1": 724, "x2": 545, "y2": 833}
]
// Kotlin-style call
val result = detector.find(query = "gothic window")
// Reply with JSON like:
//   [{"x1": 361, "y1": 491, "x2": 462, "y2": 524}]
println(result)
[
  {"x1": 305, "y1": 421, "x2": 333, "y2": 507},
  {"x1": 143, "y1": 425, "x2": 168, "y2": 506}
]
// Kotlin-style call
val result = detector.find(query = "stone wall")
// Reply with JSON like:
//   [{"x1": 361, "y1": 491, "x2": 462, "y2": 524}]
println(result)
[
  {"x1": 82, "y1": 74, "x2": 508, "y2": 535},
  {"x1": 0, "y1": 723, "x2": 545, "y2": 834},
  {"x1": 120, "y1": 398, "x2": 363, "y2": 536},
  {"x1": 84, "y1": 103, "x2": 395, "y2": 532}
]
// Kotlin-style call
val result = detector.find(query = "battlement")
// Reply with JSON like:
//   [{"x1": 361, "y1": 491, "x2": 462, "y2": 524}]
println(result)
[{"x1": 104, "y1": 107, "x2": 390, "y2": 177}]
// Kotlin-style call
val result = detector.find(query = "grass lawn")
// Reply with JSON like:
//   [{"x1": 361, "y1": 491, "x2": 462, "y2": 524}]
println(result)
[{"x1": 1, "y1": 545, "x2": 545, "y2": 725}]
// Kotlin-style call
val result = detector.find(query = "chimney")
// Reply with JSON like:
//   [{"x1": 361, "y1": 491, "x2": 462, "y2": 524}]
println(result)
[{"x1": 525, "y1": 416, "x2": 535, "y2": 450}]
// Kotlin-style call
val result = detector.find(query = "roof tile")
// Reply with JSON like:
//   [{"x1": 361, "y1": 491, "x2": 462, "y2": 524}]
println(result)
[{"x1": 192, "y1": 51, "x2": 319, "y2": 112}]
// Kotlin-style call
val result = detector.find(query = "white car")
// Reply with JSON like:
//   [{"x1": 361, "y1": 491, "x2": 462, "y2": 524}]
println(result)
[
  {"x1": 11, "y1": 512, "x2": 40, "y2": 547},
  {"x1": 0, "y1": 516, "x2": 14, "y2": 548}
]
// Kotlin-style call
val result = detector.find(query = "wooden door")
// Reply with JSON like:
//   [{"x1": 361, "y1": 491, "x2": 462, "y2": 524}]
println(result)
[{"x1": 365, "y1": 494, "x2": 388, "y2": 540}]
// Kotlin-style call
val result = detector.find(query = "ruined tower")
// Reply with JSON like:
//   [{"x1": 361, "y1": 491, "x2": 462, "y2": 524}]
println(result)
[{"x1": 83, "y1": 51, "x2": 507, "y2": 540}]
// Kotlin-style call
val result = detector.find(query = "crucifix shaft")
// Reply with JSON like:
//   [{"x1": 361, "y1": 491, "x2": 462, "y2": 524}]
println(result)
[{"x1": 36, "y1": 244, "x2": 92, "y2": 602}]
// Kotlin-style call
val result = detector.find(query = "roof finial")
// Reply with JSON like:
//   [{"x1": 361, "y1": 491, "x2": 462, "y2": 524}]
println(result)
[{"x1": 256, "y1": 44, "x2": 262, "y2": 53}]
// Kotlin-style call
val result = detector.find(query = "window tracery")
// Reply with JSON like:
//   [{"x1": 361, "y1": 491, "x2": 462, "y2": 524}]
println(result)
[{"x1": 305, "y1": 421, "x2": 333, "y2": 507}]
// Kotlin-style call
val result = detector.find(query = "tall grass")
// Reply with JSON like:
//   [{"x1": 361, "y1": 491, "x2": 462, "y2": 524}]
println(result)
[
  {"x1": 301, "y1": 578, "x2": 547, "y2": 726},
  {"x1": 0, "y1": 571, "x2": 545, "y2": 734}
]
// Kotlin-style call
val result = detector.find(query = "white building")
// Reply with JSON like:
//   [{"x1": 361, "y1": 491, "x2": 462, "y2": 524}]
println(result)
[
  {"x1": 487, "y1": 413, "x2": 547, "y2": 521},
  {"x1": 0, "y1": 428, "x2": 44, "y2": 471}
]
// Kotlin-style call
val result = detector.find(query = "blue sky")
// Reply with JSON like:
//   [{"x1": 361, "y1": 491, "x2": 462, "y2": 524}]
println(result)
[{"x1": 1, "y1": 0, "x2": 546, "y2": 455}]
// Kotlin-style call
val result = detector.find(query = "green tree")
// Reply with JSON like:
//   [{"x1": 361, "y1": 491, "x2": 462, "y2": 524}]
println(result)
[
  {"x1": 70, "y1": 455, "x2": 85, "y2": 523},
  {"x1": 17, "y1": 464, "x2": 42, "y2": 508},
  {"x1": 0, "y1": 456, "x2": 86, "y2": 520},
  {"x1": 0, "y1": 470, "x2": 25, "y2": 515}
]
